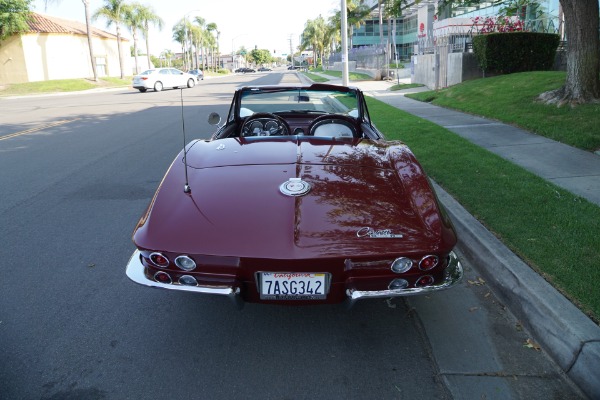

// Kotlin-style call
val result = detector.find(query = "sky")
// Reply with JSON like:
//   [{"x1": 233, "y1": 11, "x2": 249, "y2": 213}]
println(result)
[{"x1": 32, "y1": 0, "x2": 340, "y2": 58}]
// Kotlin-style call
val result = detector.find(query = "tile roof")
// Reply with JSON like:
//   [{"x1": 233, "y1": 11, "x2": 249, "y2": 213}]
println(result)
[{"x1": 26, "y1": 12, "x2": 124, "y2": 41}]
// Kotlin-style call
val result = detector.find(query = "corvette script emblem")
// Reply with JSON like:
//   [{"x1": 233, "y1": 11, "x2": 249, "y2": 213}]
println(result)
[
  {"x1": 279, "y1": 178, "x2": 311, "y2": 197},
  {"x1": 357, "y1": 227, "x2": 404, "y2": 238}
]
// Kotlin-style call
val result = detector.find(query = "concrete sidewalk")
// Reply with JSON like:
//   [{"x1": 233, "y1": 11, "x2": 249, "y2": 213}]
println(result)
[{"x1": 300, "y1": 72, "x2": 600, "y2": 399}]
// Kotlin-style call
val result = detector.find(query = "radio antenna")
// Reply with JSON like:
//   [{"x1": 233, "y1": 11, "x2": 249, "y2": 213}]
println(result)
[{"x1": 180, "y1": 89, "x2": 191, "y2": 193}]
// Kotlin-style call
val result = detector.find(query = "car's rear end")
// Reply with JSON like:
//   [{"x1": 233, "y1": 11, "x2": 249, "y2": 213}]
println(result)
[
  {"x1": 132, "y1": 69, "x2": 155, "y2": 91},
  {"x1": 127, "y1": 137, "x2": 462, "y2": 307}
]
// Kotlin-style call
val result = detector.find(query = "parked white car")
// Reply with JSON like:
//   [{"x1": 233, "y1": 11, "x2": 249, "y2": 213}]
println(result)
[{"x1": 132, "y1": 68, "x2": 196, "y2": 92}]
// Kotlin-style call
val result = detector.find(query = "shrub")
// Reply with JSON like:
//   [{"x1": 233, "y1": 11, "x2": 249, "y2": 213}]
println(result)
[{"x1": 473, "y1": 31, "x2": 560, "y2": 74}]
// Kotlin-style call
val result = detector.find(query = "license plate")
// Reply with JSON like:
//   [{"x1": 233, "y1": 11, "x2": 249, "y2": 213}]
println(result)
[{"x1": 259, "y1": 272, "x2": 327, "y2": 300}]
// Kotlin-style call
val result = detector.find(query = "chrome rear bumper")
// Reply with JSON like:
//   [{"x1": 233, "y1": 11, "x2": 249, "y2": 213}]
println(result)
[
  {"x1": 126, "y1": 250, "x2": 244, "y2": 309},
  {"x1": 126, "y1": 250, "x2": 463, "y2": 310},
  {"x1": 344, "y1": 251, "x2": 463, "y2": 308}
]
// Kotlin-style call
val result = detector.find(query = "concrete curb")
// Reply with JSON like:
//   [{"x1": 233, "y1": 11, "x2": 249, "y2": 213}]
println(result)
[{"x1": 433, "y1": 181, "x2": 600, "y2": 400}]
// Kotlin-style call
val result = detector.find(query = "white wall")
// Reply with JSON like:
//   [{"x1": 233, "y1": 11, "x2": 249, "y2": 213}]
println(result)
[{"x1": 18, "y1": 33, "x2": 131, "y2": 82}]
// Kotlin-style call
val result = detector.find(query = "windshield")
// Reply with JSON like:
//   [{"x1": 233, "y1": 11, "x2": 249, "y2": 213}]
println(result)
[{"x1": 239, "y1": 88, "x2": 359, "y2": 117}]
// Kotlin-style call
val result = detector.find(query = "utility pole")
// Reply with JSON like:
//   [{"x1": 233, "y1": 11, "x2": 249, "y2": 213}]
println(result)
[
  {"x1": 289, "y1": 35, "x2": 294, "y2": 68},
  {"x1": 341, "y1": 0, "x2": 349, "y2": 85}
]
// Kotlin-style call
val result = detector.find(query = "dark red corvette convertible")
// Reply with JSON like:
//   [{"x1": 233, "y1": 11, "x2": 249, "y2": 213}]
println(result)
[{"x1": 126, "y1": 84, "x2": 463, "y2": 308}]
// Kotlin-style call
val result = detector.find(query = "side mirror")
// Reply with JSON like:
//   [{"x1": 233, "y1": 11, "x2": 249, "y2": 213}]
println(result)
[{"x1": 208, "y1": 112, "x2": 221, "y2": 126}]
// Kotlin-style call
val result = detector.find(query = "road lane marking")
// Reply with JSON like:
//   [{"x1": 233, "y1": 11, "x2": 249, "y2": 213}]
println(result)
[{"x1": 0, "y1": 119, "x2": 79, "y2": 141}]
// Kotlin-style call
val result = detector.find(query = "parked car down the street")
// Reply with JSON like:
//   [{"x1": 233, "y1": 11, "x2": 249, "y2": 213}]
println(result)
[
  {"x1": 188, "y1": 69, "x2": 204, "y2": 81},
  {"x1": 125, "y1": 83, "x2": 463, "y2": 309},
  {"x1": 132, "y1": 68, "x2": 196, "y2": 92},
  {"x1": 235, "y1": 67, "x2": 256, "y2": 73}
]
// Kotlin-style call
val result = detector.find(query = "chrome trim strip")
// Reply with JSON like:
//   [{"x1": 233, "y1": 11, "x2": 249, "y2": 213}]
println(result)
[
  {"x1": 345, "y1": 251, "x2": 463, "y2": 308},
  {"x1": 126, "y1": 250, "x2": 244, "y2": 309}
]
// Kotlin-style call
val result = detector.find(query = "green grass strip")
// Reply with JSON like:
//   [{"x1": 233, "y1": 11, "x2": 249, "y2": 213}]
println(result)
[
  {"x1": 321, "y1": 70, "x2": 373, "y2": 81},
  {"x1": 0, "y1": 77, "x2": 131, "y2": 96},
  {"x1": 390, "y1": 83, "x2": 425, "y2": 91},
  {"x1": 367, "y1": 97, "x2": 600, "y2": 322},
  {"x1": 302, "y1": 72, "x2": 329, "y2": 82}
]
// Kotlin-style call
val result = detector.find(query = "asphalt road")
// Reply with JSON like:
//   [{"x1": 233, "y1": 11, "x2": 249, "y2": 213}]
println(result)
[{"x1": 0, "y1": 71, "x2": 585, "y2": 399}]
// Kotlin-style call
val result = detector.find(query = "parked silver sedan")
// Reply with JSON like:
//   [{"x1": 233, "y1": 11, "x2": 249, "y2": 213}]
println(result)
[{"x1": 132, "y1": 68, "x2": 196, "y2": 92}]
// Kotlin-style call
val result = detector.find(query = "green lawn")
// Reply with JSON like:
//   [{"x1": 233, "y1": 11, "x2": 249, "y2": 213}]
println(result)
[
  {"x1": 406, "y1": 71, "x2": 600, "y2": 152},
  {"x1": 0, "y1": 77, "x2": 131, "y2": 96},
  {"x1": 367, "y1": 95, "x2": 600, "y2": 323},
  {"x1": 301, "y1": 69, "x2": 374, "y2": 83},
  {"x1": 302, "y1": 72, "x2": 329, "y2": 82},
  {"x1": 390, "y1": 83, "x2": 425, "y2": 91}
]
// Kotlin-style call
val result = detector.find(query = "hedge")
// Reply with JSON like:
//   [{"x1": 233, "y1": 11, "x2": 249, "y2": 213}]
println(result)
[{"x1": 473, "y1": 32, "x2": 560, "y2": 74}]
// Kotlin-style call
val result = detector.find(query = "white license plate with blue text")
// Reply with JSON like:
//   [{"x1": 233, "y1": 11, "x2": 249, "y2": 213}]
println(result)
[{"x1": 260, "y1": 272, "x2": 327, "y2": 300}]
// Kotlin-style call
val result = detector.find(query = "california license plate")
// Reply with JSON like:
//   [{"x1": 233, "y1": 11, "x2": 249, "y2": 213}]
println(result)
[{"x1": 259, "y1": 272, "x2": 328, "y2": 300}]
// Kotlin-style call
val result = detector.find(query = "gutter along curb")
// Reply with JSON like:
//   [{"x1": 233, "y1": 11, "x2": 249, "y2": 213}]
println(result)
[{"x1": 432, "y1": 181, "x2": 600, "y2": 400}]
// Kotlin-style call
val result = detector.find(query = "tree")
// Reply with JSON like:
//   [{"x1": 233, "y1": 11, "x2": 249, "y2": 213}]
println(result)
[
  {"x1": 383, "y1": 0, "x2": 405, "y2": 62},
  {"x1": 325, "y1": 15, "x2": 341, "y2": 55},
  {"x1": 538, "y1": 0, "x2": 599, "y2": 105},
  {"x1": 206, "y1": 22, "x2": 218, "y2": 70},
  {"x1": 82, "y1": 0, "x2": 98, "y2": 81},
  {"x1": 378, "y1": 0, "x2": 384, "y2": 45},
  {"x1": 327, "y1": 0, "x2": 370, "y2": 50},
  {"x1": 301, "y1": 16, "x2": 327, "y2": 68},
  {"x1": 347, "y1": 0, "x2": 371, "y2": 48},
  {"x1": 192, "y1": 16, "x2": 207, "y2": 70},
  {"x1": 123, "y1": 3, "x2": 143, "y2": 74},
  {"x1": 248, "y1": 48, "x2": 272, "y2": 66},
  {"x1": 135, "y1": 4, "x2": 163, "y2": 70},
  {"x1": 159, "y1": 48, "x2": 173, "y2": 67},
  {"x1": 171, "y1": 20, "x2": 187, "y2": 67},
  {"x1": 0, "y1": 0, "x2": 33, "y2": 41},
  {"x1": 93, "y1": 0, "x2": 128, "y2": 79}
]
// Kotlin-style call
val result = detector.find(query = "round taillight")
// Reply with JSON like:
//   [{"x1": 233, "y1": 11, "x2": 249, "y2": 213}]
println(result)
[
  {"x1": 419, "y1": 255, "x2": 439, "y2": 271},
  {"x1": 415, "y1": 275, "x2": 434, "y2": 287},
  {"x1": 179, "y1": 275, "x2": 198, "y2": 286},
  {"x1": 154, "y1": 271, "x2": 172, "y2": 284},
  {"x1": 149, "y1": 252, "x2": 169, "y2": 268},
  {"x1": 389, "y1": 278, "x2": 409, "y2": 290},
  {"x1": 391, "y1": 257, "x2": 413, "y2": 274},
  {"x1": 175, "y1": 255, "x2": 196, "y2": 271}
]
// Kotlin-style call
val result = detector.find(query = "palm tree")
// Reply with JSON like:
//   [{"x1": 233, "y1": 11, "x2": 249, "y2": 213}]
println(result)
[
  {"x1": 82, "y1": 0, "x2": 98, "y2": 81},
  {"x1": 136, "y1": 4, "x2": 163, "y2": 69},
  {"x1": 206, "y1": 22, "x2": 218, "y2": 70},
  {"x1": 384, "y1": 0, "x2": 404, "y2": 62},
  {"x1": 190, "y1": 25, "x2": 205, "y2": 70},
  {"x1": 160, "y1": 49, "x2": 173, "y2": 67},
  {"x1": 301, "y1": 17, "x2": 327, "y2": 68},
  {"x1": 172, "y1": 20, "x2": 187, "y2": 66},
  {"x1": 193, "y1": 16, "x2": 207, "y2": 70},
  {"x1": 347, "y1": 0, "x2": 371, "y2": 49},
  {"x1": 326, "y1": 14, "x2": 342, "y2": 55},
  {"x1": 93, "y1": 0, "x2": 128, "y2": 79},
  {"x1": 378, "y1": 0, "x2": 384, "y2": 46},
  {"x1": 123, "y1": 3, "x2": 142, "y2": 74}
]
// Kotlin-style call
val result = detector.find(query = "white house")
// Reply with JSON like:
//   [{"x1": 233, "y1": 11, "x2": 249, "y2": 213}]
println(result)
[{"x1": 0, "y1": 12, "x2": 131, "y2": 84}]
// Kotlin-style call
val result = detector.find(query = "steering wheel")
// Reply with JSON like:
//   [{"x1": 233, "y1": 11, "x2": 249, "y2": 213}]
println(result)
[
  {"x1": 240, "y1": 113, "x2": 291, "y2": 137},
  {"x1": 308, "y1": 115, "x2": 359, "y2": 138}
]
